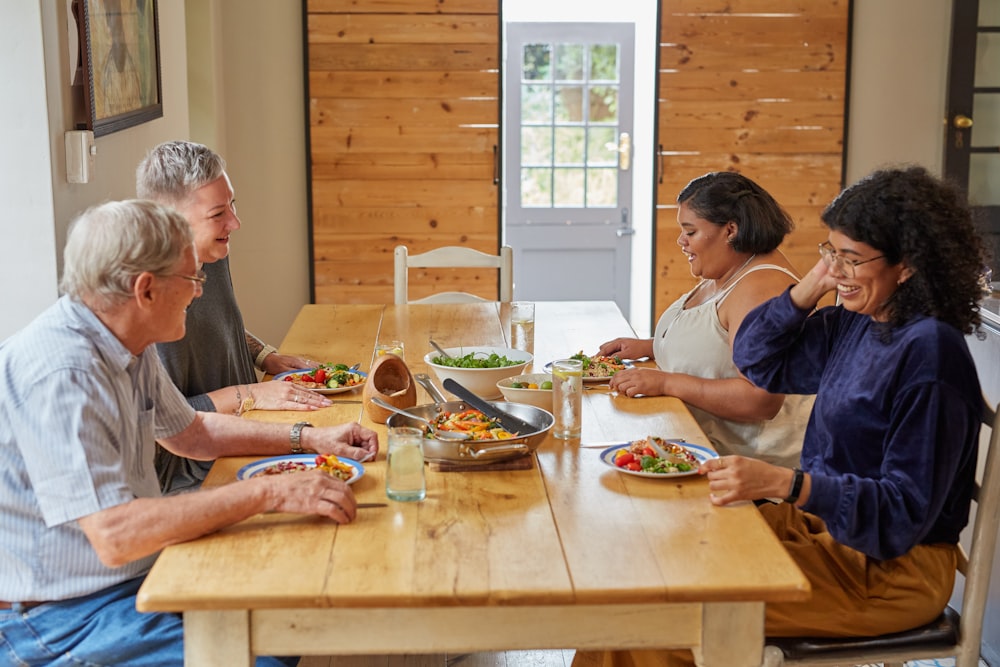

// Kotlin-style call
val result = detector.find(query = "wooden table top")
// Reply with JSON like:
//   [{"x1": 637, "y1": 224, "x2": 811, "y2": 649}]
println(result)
[{"x1": 137, "y1": 301, "x2": 809, "y2": 613}]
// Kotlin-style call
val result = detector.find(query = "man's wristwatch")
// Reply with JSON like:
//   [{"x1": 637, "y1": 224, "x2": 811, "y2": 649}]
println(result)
[
  {"x1": 785, "y1": 468, "x2": 804, "y2": 504},
  {"x1": 290, "y1": 421, "x2": 312, "y2": 454}
]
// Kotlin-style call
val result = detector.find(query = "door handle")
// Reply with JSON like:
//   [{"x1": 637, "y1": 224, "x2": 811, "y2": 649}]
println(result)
[
  {"x1": 618, "y1": 132, "x2": 631, "y2": 171},
  {"x1": 953, "y1": 115, "x2": 973, "y2": 129}
]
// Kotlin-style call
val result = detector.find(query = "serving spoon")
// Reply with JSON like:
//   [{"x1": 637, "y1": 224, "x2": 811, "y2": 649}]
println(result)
[
  {"x1": 429, "y1": 339, "x2": 453, "y2": 360},
  {"x1": 369, "y1": 397, "x2": 470, "y2": 441}
]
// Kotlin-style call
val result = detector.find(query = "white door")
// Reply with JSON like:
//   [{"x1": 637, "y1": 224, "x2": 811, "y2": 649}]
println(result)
[{"x1": 504, "y1": 22, "x2": 635, "y2": 318}]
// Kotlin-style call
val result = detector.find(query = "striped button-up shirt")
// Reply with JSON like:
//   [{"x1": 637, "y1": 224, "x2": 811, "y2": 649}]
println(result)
[{"x1": 0, "y1": 296, "x2": 195, "y2": 600}]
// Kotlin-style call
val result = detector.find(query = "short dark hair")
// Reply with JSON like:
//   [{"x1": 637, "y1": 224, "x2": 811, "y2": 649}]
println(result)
[
  {"x1": 677, "y1": 171, "x2": 793, "y2": 254},
  {"x1": 821, "y1": 165, "x2": 987, "y2": 333}
]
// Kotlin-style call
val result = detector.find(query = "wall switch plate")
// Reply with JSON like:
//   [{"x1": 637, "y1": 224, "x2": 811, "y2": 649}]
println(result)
[{"x1": 65, "y1": 130, "x2": 95, "y2": 184}]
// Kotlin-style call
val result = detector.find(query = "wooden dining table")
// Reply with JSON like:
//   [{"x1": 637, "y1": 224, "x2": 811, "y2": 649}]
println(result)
[{"x1": 136, "y1": 301, "x2": 809, "y2": 667}]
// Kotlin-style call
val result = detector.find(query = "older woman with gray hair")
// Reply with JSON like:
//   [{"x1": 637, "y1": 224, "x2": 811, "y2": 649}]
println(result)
[{"x1": 137, "y1": 141, "x2": 331, "y2": 493}]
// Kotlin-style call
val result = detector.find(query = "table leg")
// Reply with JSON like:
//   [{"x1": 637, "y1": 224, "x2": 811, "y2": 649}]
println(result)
[
  {"x1": 694, "y1": 602, "x2": 765, "y2": 667},
  {"x1": 184, "y1": 609, "x2": 253, "y2": 667}
]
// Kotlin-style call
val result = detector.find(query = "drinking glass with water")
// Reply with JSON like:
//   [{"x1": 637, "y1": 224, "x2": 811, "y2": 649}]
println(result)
[{"x1": 386, "y1": 426, "x2": 426, "y2": 501}]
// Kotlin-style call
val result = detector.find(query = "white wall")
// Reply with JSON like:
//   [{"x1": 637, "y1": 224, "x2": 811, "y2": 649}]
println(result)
[
  {"x1": 0, "y1": 0, "x2": 190, "y2": 339},
  {"x1": 0, "y1": 3, "x2": 57, "y2": 339},
  {"x1": 845, "y1": 0, "x2": 952, "y2": 182}
]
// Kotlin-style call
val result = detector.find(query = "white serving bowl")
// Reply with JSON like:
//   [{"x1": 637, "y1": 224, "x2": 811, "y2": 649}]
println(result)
[
  {"x1": 497, "y1": 373, "x2": 553, "y2": 410},
  {"x1": 424, "y1": 346, "x2": 533, "y2": 399}
]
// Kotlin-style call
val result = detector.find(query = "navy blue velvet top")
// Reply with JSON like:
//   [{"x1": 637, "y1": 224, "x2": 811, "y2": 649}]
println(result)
[{"x1": 734, "y1": 289, "x2": 981, "y2": 561}]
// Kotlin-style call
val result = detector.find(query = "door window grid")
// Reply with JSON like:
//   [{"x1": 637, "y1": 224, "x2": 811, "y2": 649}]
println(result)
[{"x1": 520, "y1": 42, "x2": 621, "y2": 208}]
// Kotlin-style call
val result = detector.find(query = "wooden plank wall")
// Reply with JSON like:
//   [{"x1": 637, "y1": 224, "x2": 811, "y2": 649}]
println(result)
[
  {"x1": 655, "y1": 0, "x2": 850, "y2": 318},
  {"x1": 306, "y1": 0, "x2": 501, "y2": 303}
]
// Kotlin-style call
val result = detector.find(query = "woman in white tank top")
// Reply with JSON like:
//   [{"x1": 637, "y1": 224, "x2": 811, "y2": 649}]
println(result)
[{"x1": 600, "y1": 172, "x2": 813, "y2": 467}]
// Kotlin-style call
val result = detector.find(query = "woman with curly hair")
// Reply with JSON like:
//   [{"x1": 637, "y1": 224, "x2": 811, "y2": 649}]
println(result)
[{"x1": 574, "y1": 166, "x2": 988, "y2": 667}]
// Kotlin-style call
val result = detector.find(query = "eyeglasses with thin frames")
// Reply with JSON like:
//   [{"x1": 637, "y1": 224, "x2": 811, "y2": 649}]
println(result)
[
  {"x1": 818, "y1": 242, "x2": 885, "y2": 279},
  {"x1": 171, "y1": 269, "x2": 208, "y2": 285}
]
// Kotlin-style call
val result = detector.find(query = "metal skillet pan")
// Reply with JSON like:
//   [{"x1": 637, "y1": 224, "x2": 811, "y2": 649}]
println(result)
[{"x1": 383, "y1": 374, "x2": 554, "y2": 464}]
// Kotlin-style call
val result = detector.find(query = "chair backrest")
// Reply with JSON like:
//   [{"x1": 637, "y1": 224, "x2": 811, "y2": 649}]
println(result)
[
  {"x1": 393, "y1": 245, "x2": 514, "y2": 305},
  {"x1": 954, "y1": 400, "x2": 1000, "y2": 666}
]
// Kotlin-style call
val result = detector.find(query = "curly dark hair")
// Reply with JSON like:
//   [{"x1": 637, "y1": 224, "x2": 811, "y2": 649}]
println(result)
[
  {"x1": 821, "y1": 165, "x2": 986, "y2": 333},
  {"x1": 677, "y1": 171, "x2": 794, "y2": 254}
]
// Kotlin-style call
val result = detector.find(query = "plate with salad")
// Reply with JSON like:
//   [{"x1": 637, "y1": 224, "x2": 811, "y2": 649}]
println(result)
[
  {"x1": 272, "y1": 363, "x2": 367, "y2": 395},
  {"x1": 545, "y1": 352, "x2": 633, "y2": 382},
  {"x1": 599, "y1": 437, "x2": 718, "y2": 478}
]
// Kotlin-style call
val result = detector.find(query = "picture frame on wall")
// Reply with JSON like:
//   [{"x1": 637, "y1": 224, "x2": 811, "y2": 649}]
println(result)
[{"x1": 76, "y1": 0, "x2": 162, "y2": 137}]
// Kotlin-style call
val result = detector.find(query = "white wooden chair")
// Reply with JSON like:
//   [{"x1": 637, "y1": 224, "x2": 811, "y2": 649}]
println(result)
[
  {"x1": 393, "y1": 245, "x2": 513, "y2": 305},
  {"x1": 761, "y1": 400, "x2": 1000, "y2": 667}
]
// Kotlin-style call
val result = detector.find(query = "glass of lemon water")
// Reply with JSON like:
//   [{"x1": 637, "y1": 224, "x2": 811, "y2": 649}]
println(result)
[
  {"x1": 551, "y1": 358, "x2": 583, "y2": 439},
  {"x1": 510, "y1": 302, "x2": 535, "y2": 353},
  {"x1": 376, "y1": 340, "x2": 405, "y2": 360}
]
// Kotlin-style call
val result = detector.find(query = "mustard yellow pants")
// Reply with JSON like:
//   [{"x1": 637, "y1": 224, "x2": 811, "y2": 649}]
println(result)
[{"x1": 573, "y1": 502, "x2": 958, "y2": 667}]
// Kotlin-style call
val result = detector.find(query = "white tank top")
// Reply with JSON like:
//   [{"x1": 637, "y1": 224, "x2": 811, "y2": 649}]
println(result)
[{"x1": 651, "y1": 265, "x2": 813, "y2": 467}]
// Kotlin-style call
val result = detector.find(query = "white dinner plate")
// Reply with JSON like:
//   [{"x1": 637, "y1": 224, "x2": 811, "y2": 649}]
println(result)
[
  {"x1": 599, "y1": 441, "x2": 718, "y2": 479},
  {"x1": 236, "y1": 454, "x2": 364, "y2": 484},
  {"x1": 543, "y1": 359, "x2": 634, "y2": 383},
  {"x1": 272, "y1": 367, "x2": 367, "y2": 395}
]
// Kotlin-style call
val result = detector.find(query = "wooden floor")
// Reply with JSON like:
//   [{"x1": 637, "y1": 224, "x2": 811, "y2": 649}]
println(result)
[{"x1": 299, "y1": 650, "x2": 577, "y2": 667}]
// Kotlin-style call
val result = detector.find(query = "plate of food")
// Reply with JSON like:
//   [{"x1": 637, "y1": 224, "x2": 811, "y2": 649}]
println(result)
[
  {"x1": 545, "y1": 352, "x2": 633, "y2": 382},
  {"x1": 272, "y1": 364, "x2": 366, "y2": 395},
  {"x1": 599, "y1": 437, "x2": 718, "y2": 478},
  {"x1": 236, "y1": 453, "x2": 364, "y2": 484}
]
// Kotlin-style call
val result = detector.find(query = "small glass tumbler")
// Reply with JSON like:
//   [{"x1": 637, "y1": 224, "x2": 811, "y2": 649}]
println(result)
[
  {"x1": 510, "y1": 302, "x2": 535, "y2": 353},
  {"x1": 551, "y1": 358, "x2": 583, "y2": 439},
  {"x1": 386, "y1": 426, "x2": 426, "y2": 502},
  {"x1": 376, "y1": 340, "x2": 406, "y2": 360}
]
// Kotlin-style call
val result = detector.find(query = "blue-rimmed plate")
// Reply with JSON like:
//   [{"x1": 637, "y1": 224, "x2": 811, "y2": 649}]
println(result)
[
  {"x1": 272, "y1": 367, "x2": 367, "y2": 395},
  {"x1": 543, "y1": 357, "x2": 634, "y2": 383},
  {"x1": 599, "y1": 440, "x2": 718, "y2": 479},
  {"x1": 236, "y1": 454, "x2": 364, "y2": 484}
]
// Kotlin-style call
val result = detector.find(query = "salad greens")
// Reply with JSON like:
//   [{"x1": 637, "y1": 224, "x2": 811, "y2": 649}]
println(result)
[{"x1": 432, "y1": 352, "x2": 522, "y2": 369}]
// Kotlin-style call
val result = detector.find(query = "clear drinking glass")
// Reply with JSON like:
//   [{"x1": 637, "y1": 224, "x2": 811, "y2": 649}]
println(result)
[
  {"x1": 551, "y1": 358, "x2": 583, "y2": 439},
  {"x1": 386, "y1": 426, "x2": 426, "y2": 502},
  {"x1": 510, "y1": 302, "x2": 536, "y2": 353},
  {"x1": 376, "y1": 339, "x2": 405, "y2": 360}
]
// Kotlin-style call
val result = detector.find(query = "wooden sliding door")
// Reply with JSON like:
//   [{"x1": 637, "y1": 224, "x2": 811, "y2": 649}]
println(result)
[
  {"x1": 654, "y1": 0, "x2": 851, "y2": 317},
  {"x1": 305, "y1": 0, "x2": 501, "y2": 303}
]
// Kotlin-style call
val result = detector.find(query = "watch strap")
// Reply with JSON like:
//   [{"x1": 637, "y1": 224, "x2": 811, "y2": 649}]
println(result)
[
  {"x1": 785, "y1": 468, "x2": 804, "y2": 504},
  {"x1": 290, "y1": 421, "x2": 312, "y2": 454}
]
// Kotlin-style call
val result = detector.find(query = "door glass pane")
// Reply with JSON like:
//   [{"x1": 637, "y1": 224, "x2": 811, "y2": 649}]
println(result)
[
  {"x1": 590, "y1": 44, "x2": 619, "y2": 80},
  {"x1": 555, "y1": 44, "x2": 584, "y2": 80},
  {"x1": 972, "y1": 93, "x2": 1000, "y2": 147},
  {"x1": 555, "y1": 85, "x2": 584, "y2": 122},
  {"x1": 587, "y1": 168, "x2": 617, "y2": 207},
  {"x1": 521, "y1": 127, "x2": 552, "y2": 164},
  {"x1": 521, "y1": 85, "x2": 552, "y2": 122},
  {"x1": 554, "y1": 168, "x2": 585, "y2": 206},
  {"x1": 522, "y1": 168, "x2": 552, "y2": 207},
  {"x1": 587, "y1": 127, "x2": 617, "y2": 165},
  {"x1": 589, "y1": 85, "x2": 619, "y2": 123},
  {"x1": 523, "y1": 44, "x2": 551, "y2": 80},
  {"x1": 970, "y1": 155, "x2": 1000, "y2": 206},
  {"x1": 554, "y1": 127, "x2": 585, "y2": 163},
  {"x1": 976, "y1": 34, "x2": 1000, "y2": 87}
]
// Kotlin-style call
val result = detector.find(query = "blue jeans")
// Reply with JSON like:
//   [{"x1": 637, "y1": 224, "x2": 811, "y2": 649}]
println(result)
[{"x1": 0, "y1": 576, "x2": 298, "y2": 666}]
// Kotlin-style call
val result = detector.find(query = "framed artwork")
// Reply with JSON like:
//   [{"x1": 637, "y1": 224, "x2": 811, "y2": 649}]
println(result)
[{"x1": 77, "y1": 0, "x2": 162, "y2": 136}]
